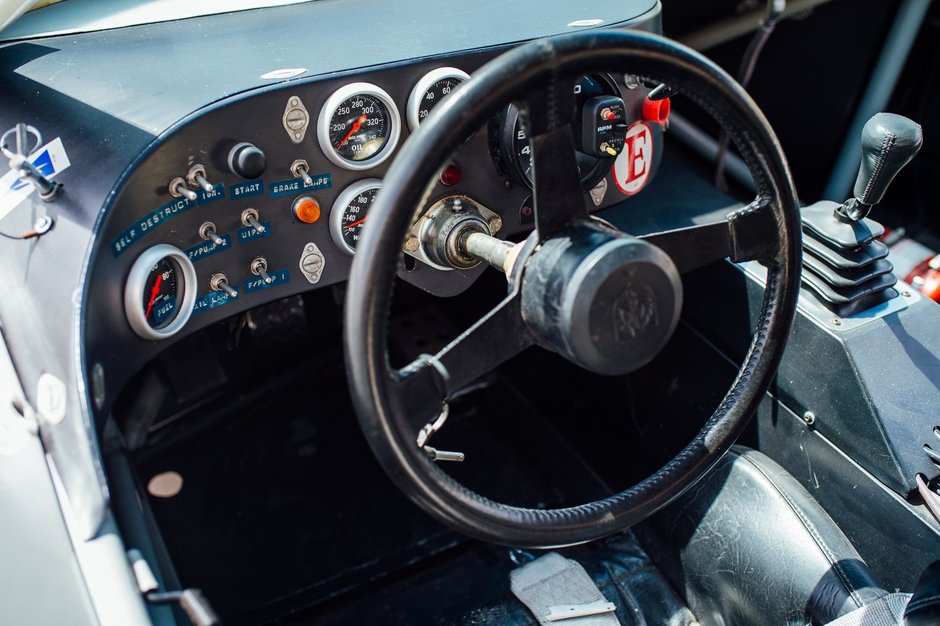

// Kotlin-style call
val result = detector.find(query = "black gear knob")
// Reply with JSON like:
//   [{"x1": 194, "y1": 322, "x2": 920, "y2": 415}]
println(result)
[{"x1": 839, "y1": 113, "x2": 923, "y2": 220}]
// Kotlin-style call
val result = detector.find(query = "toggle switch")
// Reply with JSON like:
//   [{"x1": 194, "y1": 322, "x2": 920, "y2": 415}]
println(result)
[
  {"x1": 168, "y1": 177, "x2": 198, "y2": 201},
  {"x1": 241, "y1": 208, "x2": 266, "y2": 233},
  {"x1": 187, "y1": 164, "x2": 216, "y2": 194},
  {"x1": 250, "y1": 257, "x2": 273, "y2": 284},
  {"x1": 199, "y1": 222, "x2": 224, "y2": 246},
  {"x1": 290, "y1": 159, "x2": 314, "y2": 186},
  {"x1": 209, "y1": 273, "x2": 238, "y2": 298}
]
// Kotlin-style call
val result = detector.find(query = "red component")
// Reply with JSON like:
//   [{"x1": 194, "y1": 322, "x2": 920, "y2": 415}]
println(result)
[
  {"x1": 642, "y1": 96, "x2": 671, "y2": 126},
  {"x1": 440, "y1": 162, "x2": 462, "y2": 186},
  {"x1": 920, "y1": 269, "x2": 940, "y2": 301},
  {"x1": 905, "y1": 254, "x2": 940, "y2": 302},
  {"x1": 601, "y1": 108, "x2": 616, "y2": 121}
]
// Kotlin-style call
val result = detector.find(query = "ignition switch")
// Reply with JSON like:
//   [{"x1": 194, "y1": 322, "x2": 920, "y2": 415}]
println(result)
[{"x1": 581, "y1": 95, "x2": 628, "y2": 158}]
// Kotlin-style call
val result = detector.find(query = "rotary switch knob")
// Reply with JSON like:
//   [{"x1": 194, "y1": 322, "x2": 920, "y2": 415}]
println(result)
[{"x1": 227, "y1": 142, "x2": 266, "y2": 179}]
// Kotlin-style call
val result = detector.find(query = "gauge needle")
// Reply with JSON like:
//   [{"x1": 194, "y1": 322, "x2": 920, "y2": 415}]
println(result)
[
  {"x1": 144, "y1": 274, "x2": 163, "y2": 319},
  {"x1": 344, "y1": 217, "x2": 367, "y2": 230},
  {"x1": 337, "y1": 114, "x2": 367, "y2": 149}
]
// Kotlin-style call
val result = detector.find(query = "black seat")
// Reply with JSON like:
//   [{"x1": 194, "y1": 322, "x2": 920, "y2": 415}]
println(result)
[{"x1": 636, "y1": 445, "x2": 887, "y2": 626}]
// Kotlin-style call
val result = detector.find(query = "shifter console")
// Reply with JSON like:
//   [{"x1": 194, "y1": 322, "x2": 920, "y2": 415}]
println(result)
[{"x1": 800, "y1": 113, "x2": 923, "y2": 317}]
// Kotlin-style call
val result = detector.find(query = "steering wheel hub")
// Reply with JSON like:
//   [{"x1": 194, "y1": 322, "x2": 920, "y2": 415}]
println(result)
[{"x1": 521, "y1": 221, "x2": 683, "y2": 375}]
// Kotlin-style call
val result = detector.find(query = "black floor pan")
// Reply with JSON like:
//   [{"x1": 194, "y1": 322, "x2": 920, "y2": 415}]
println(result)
[{"x1": 135, "y1": 364, "x2": 611, "y2": 624}]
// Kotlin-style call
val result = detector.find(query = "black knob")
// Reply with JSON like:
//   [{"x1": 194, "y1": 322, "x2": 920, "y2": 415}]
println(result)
[
  {"x1": 841, "y1": 113, "x2": 922, "y2": 220},
  {"x1": 227, "y1": 142, "x2": 266, "y2": 179}
]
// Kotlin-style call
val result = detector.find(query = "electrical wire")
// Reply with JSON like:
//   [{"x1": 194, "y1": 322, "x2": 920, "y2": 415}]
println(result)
[{"x1": 715, "y1": 0, "x2": 786, "y2": 191}]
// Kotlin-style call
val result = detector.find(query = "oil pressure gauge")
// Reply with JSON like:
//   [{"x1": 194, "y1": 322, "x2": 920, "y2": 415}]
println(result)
[
  {"x1": 407, "y1": 67, "x2": 470, "y2": 130},
  {"x1": 318, "y1": 83, "x2": 401, "y2": 170},
  {"x1": 124, "y1": 244, "x2": 197, "y2": 340}
]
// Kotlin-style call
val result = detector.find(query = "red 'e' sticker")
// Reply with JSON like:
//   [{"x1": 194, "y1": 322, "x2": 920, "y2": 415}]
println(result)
[{"x1": 612, "y1": 121, "x2": 653, "y2": 196}]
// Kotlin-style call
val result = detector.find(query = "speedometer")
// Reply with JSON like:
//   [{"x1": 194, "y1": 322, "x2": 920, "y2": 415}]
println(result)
[
  {"x1": 406, "y1": 67, "x2": 470, "y2": 130},
  {"x1": 318, "y1": 83, "x2": 401, "y2": 170}
]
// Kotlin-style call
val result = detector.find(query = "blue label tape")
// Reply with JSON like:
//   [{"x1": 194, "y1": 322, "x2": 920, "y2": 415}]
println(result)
[
  {"x1": 237, "y1": 221, "x2": 271, "y2": 243},
  {"x1": 196, "y1": 182, "x2": 225, "y2": 204},
  {"x1": 269, "y1": 173, "x2": 331, "y2": 198},
  {"x1": 185, "y1": 234, "x2": 232, "y2": 261},
  {"x1": 111, "y1": 197, "x2": 195, "y2": 257},
  {"x1": 244, "y1": 268, "x2": 290, "y2": 293},
  {"x1": 230, "y1": 179, "x2": 264, "y2": 200},
  {"x1": 193, "y1": 291, "x2": 234, "y2": 315}
]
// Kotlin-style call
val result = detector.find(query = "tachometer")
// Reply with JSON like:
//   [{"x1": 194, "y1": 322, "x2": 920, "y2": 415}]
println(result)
[
  {"x1": 492, "y1": 74, "x2": 619, "y2": 190},
  {"x1": 406, "y1": 67, "x2": 470, "y2": 130},
  {"x1": 318, "y1": 83, "x2": 401, "y2": 170},
  {"x1": 124, "y1": 244, "x2": 197, "y2": 340},
  {"x1": 329, "y1": 179, "x2": 382, "y2": 255}
]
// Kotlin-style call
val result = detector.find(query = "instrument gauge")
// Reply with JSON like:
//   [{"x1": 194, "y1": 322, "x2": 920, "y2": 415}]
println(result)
[
  {"x1": 407, "y1": 67, "x2": 471, "y2": 130},
  {"x1": 330, "y1": 179, "x2": 382, "y2": 255},
  {"x1": 494, "y1": 74, "x2": 618, "y2": 190},
  {"x1": 124, "y1": 244, "x2": 197, "y2": 340},
  {"x1": 318, "y1": 83, "x2": 401, "y2": 170}
]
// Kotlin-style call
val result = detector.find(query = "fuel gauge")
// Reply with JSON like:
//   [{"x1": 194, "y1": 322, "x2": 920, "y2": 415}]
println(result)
[{"x1": 124, "y1": 244, "x2": 197, "y2": 339}]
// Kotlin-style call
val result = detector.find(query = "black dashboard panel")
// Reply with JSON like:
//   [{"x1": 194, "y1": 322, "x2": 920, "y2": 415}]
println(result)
[
  {"x1": 0, "y1": 0, "x2": 662, "y2": 531},
  {"x1": 85, "y1": 51, "x2": 665, "y2": 413}
]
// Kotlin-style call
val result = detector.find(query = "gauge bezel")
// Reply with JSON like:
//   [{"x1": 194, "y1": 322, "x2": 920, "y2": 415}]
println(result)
[
  {"x1": 124, "y1": 244, "x2": 197, "y2": 340},
  {"x1": 406, "y1": 67, "x2": 471, "y2": 131},
  {"x1": 329, "y1": 178, "x2": 383, "y2": 255},
  {"x1": 317, "y1": 82, "x2": 401, "y2": 171}
]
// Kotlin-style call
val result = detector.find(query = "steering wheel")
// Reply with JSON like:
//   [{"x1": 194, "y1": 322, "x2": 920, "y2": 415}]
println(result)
[{"x1": 345, "y1": 30, "x2": 801, "y2": 548}]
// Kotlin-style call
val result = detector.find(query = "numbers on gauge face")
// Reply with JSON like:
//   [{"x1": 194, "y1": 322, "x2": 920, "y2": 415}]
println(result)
[
  {"x1": 143, "y1": 257, "x2": 180, "y2": 329},
  {"x1": 340, "y1": 187, "x2": 378, "y2": 251},
  {"x1": 503, "y1": 74, "x2": 614, "y2": 188},
  {"x1": 330, "y1": 179, "x2": 383, "y2": 255},
  {"x1": 418, "y1": 77, "x2": 464, "y2": 122},
  {"x1": 407, "y1": 67, "x2": 470, "y2": 131},
  {"x1": 328, "y1": 94, "x2": 390, "y2": 162}
]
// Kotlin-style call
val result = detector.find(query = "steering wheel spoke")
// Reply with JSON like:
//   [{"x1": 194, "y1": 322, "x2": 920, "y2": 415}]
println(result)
[
  {"x1": 522, "y1": 79, "x2": 589, "y2": 238},
  {"x1": 639, "y1": 196, "x2": 778, "y2": 273},
  {"x1": 396, "y1": 288, "x2": 533, "y2": 418}
]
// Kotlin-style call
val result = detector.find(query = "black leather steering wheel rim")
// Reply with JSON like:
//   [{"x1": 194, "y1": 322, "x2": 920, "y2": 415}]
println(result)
[{"x1": 345, "y1": 30, "x2": 801, "y2": 548}]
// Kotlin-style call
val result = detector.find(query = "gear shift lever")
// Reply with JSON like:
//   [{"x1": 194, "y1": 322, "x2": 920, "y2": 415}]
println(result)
[
  {"x1": 799, "y1": 113, "x2": 923, "y2": 317},
  {"x1": 837, "y1": 113, "x2": 923, "y2": 221}
]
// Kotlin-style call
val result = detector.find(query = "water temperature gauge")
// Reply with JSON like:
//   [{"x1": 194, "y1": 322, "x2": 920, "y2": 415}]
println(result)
[
  {"x1": 329, "y1": 179, "x2": 383, "y2": 255},
  {"x1": 124, "y1": 244, "x2": 197, "y2": 339}
]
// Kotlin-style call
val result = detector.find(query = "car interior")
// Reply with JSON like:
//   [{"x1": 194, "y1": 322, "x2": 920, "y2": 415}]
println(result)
[{"x1": 1, "y1": 0, "x2": 939, "y2": 625}]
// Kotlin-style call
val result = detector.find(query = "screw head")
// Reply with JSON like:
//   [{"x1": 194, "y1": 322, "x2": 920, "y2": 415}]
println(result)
[
  {"x1": 404, "y1": 237, "x2": 420, "y2": 252},
  {"x1": 488, "y1": 218, "x2": 503, "y2": 234},
  {"x1": 802, "y1": 411, "x2": 816, "y2": 426},
  {"x1": 832, "y1": 318, "x2": 842, "y2": 326}
]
